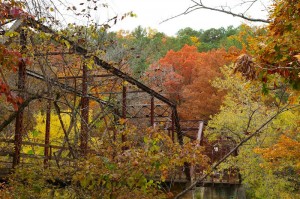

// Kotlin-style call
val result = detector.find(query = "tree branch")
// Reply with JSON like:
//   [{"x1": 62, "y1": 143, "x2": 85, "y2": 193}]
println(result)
[
  {"x1": 53, "y1": 100, "x2": 77, "y2": 159},
  {"x1": 0, "y1": 95, "x2": 42, "y2": 132},
  {"x1": 174, "y1": 105, "x2": 288, "y2": 199},
  {"x1": 160, "y1": 0, "x2": 270, "y2": 24}
]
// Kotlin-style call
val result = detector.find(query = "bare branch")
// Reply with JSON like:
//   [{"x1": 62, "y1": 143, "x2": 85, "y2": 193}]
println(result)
[
  {"x1": 53, "y1": 100, "x2": 77, "y2": 159},
  {"x1": 160, "y1": 5, "x2": 200, "y2": 24},
  {"x1": 245, "y1": 107, "x2": 259, "y2": 133},
  {"x1": 243, "y1": 0, "x2": 257, "y2": 14},
  {"x1": 161, "y1": 0, "x2": 270, "y2": 24},
  {"x1": 0, "y1": 95, "x2": 43, "y2": 132},
  {"x1": 174, "y1": 104, "x2": 289, "y2": 199}
]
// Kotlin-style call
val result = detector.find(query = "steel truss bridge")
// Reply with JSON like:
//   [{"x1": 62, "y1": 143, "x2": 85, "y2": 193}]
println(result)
[{"x1": 0, "y1": 17, "x2": 240, "y2": 194}]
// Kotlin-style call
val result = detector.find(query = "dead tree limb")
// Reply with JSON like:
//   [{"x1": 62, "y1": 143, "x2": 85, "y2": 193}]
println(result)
[
  {"x1": 160, "y1": 0, "x2": 270, "y2": 24},
  {"x1": 174, "y1": 105, "x2": 289, "y2": 199},
  {"x1": 53, "y1": 101, "x2": 76, "y2": 159},
  {"x1": 0, "y1": 95, "x2": 42, "y2": 132}
]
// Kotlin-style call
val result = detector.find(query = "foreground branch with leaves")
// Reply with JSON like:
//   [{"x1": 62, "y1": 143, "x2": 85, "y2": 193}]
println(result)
[{"x1": 1, "y1": 125, "x2": 209, "y2": 198}]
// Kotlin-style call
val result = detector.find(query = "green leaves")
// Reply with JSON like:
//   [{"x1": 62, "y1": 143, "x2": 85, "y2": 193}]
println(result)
[
  {"x1": 27, "y1": 150, "x2": 34, "y2": 155},
  {"x1": 31, "y1": 129, "x2": 40, "y2": 137},
  {"x1": 262, "y1": 83, "x2": 269, "y2": 95},
  {"x1": 208, "y1": 63, "x2": 300, "y2": 198},
  {"x1": 61, "y1": 39, "x2": 71, "y2": 49}
]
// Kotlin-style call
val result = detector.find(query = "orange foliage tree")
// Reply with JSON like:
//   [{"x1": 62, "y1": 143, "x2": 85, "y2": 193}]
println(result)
[
  {"x1": 179, "y1": 47, "x2": 240, "y2": 120},
  {"x1": 255, "y1": 134, "x2": 300, "y2": 173},
  {"x1": 146, "y1": 45, "x2": 240, "y2": 120}
]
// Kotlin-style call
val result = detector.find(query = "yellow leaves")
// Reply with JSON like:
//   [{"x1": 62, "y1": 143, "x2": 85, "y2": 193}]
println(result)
[
  {"x1": 62, "y1": 39, "x2": 71, "y2": 49},
  {"x1": 160, "y1": 168, "x2": 168, "y2": 182},
  {"x1": 254, "y1": 134, "x2": 300, "y2": 173},
  {"x1": 4, "y1": 31, "x2": 19, "y2": 38},
  {"x1": 38, "y1": 32, "x2": 51, "y2": 40},
  {"x1": 85, "y1": 57, "x2": 94, "y2": 69},
  {"x1": 244, "y1": 82, "x2": 251, "y2": 90},
  {"x1": 118, "y1": 118, "x2": 127, "y2": 125},
  {"x1": 129, "y1": 12, "x2": 137, "y2": 18},
  {"x1": 22, "y1": 111, "x2": 75, "y2": 155},
  {"x1": 273, "y1": 110, "x2": 298, "y2": 128},
  {"x1": 190, "y1": 36, "x2": 200, "y2": 47},
  {"x1": 294, "y1": 54, "x2": 300, "y2": 62},
  {"x1": 146, "y1": 27, "x2": 158, "y2": 38},
  {"x1": 122, "y1": 80, "x2": 128, "y2": 86}
]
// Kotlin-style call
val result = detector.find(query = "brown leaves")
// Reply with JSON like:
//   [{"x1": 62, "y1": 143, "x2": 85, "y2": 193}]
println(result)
[
  {"x1": 249, "y1": 0, "x2": 300, "y2": 85},
  {"x1": 234, "y1": 54, "x2": 256, "y2": 80}
]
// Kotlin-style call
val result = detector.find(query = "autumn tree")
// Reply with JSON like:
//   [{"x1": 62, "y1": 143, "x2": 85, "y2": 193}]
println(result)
[
  {"x1": 1, "y1": 125, "x2": 209, "y2": 198},
  {"x1": 248, "y1": 0, "x2": 300, "y2": 89},
  {"x1": 0, "y1": 1, "x2": 28, "y2": 109},
  {"x1": 147, "y1": 45, "x2": 240, "y2": 120},
  {"x1": 146, "y1": 45, "x2": 199, "y2": 103},
  {"x1": 179, "y1": 47, "x2": 240, "y2": 120},
  {"x1": 201, "y1": 63, "x2": 300, "y2": 198}
]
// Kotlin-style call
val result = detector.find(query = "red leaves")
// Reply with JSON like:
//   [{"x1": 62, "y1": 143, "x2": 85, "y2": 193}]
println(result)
[
  {"x1": 0, "y1": 2, "x2": 26, "y2": 110},
  {"x1": 0, "y1": 45, "x2": 21, "y2": 71},
  {"x1": 0, "y1": 2, "x2": 32, "y2": 20},
  {"x1": 0, "y1": 44, "x2": 23, "y2": 110},
  {"x1": 178, "y1": 48, "x2": 236, "y2": 120},
  {"x1": 0, "y1": 81, "x2": 8, "y2": 93},
  {"x1": 159, "y1": 45, "x2": 199, "y2": 85},
  {"x1": 9, "y1": 7, "x2": 22, "y2": 18},
  {"x1": 0, "y1": 80, "x2": 23, "y2": 110}
]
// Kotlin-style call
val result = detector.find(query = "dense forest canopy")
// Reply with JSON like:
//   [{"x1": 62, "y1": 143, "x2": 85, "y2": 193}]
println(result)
[{"x1": 0, "y1": 0, "x2": 299, "y2": 199}]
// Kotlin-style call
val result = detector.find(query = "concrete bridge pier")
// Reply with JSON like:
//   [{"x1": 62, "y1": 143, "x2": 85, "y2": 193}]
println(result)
[{"x1": 181, "y1": 184, "x2": 246, "y2": 199}]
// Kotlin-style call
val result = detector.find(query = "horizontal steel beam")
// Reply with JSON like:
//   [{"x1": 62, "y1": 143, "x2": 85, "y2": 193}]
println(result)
[{"x1": 26, "y1": 69, "x2": 113, "y2": 108}]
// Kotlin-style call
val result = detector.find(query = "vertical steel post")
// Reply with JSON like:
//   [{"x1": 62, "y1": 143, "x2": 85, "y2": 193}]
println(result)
[
  {"x1": 122, "y1": 85, "x2": 127, "y2": 143},
  {"x1": 44, "y1": 99, "x2": 51, "y2": 166},
  {"x1": 171, "y1": 110, "x2": 175, "y2": 143},
  {"x1": 198, "y1": 121, "x2": 204, "y2": 146},
  {"x1": 174, "y1": 109, "x2": 183, "y2": 145},
  {"x1": 13, "y1": 29, "x2": 26, "y2": 168},
  {"x1": 80, "y1": 64, "x2": 89, "y2": 155},
  {"x1": 113, "y1": 109, "x2": 119, "y2": 141},
  {"x1": 190, "y1": 121, "x2": 204, "y2": 182},
  {"x1": 150, "y1": 96, "x2": 154, "y2": 126}
]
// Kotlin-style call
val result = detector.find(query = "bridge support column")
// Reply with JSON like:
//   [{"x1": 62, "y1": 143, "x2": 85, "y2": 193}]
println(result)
[
  {"x1": 150, "y1": 96, "x2": 154, "y2": 126},
  {"x1": 80, "y1": 64, "x2": 89, "y2": 155},
  {"x1": 122, "y1": 84, "x2": 127, "y2": 143},
  {"x1": 171, "y1": 111, "x2": 175, "y2": 142},
  {"x1": 190, "y1": 121, "x2": 204, "y2": 182},
  {"x1": 13, "y1": 29, "x2": 26, "y2": 168},
  {"x1": 44, "y1": 99, "x2": 51, "y2": 166}
]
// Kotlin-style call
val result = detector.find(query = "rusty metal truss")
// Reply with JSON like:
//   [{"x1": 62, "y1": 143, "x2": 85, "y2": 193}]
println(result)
[
  {"x1": 0, "y1": 18, "x2": 239, "y2": 185},
  {"x1": 0, "y1": 18, "x2": 184, "y2": 166}
]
